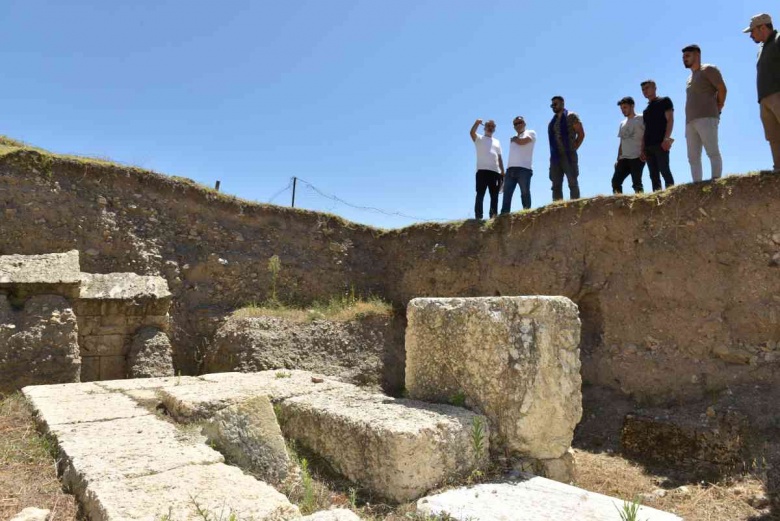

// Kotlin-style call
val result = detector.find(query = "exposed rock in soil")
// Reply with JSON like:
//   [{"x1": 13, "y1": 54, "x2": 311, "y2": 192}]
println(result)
[
  {"x1": 205, "y1": 314, "x2": 405, "y2": 393},
  {"x1": 127, "y1": 326, "x2": 174, "y2": 378}
]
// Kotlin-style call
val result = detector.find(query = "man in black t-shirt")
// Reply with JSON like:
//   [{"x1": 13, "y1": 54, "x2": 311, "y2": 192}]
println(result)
[{"x1": 640, "y1": 80, "x2": 675, "y2": 191}]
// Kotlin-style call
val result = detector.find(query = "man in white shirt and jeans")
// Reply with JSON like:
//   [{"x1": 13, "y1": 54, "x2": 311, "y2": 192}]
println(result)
[
  {"x1": 612, "y1": 96, "x2": 646, "y2": 194},
  {"x1": 501, "y1": 116, "x2": 536, "y2": 213},
  {"x1": 470, "y1": 118, "x2": 505, "y2": 219}
]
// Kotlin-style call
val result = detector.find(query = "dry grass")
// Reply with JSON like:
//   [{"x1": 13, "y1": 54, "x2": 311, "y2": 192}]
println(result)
[
  {"x1": 233, "y1": 296, "x2": 393, "y2": 323},
  {"x1": 0, "y1": 393, "x2": 79, "y2": 521},
  {"x1": 574, "y1": 449, "x2": 769, "y2": 520}
]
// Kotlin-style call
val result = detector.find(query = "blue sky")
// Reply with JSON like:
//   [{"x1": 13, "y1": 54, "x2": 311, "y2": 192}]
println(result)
[{"x1": 1, "y1": 1, "x2": 773, "y2": 228}]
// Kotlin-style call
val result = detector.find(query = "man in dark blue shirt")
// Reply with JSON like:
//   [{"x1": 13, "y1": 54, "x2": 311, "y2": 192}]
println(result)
[{"x1": 745, "y1": 13, "x2": 780, "y2": 171}]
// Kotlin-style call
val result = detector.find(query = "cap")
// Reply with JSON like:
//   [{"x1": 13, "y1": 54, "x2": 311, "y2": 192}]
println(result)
[
  {"x1": 743, "y1": 13, "x2": 772, "y2": 33},
  {"x1": 681, "y1": 44, "x2": 701, "y2": 53},
  {"x1": 617, "y1": 96, "x2": 635, "y2": 106}
]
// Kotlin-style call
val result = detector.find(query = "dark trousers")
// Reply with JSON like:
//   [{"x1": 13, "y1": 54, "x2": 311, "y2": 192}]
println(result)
[
  {"x1": 644, "y1": 144, "x2": 675, "y2": 191},
  {"x1": 475, "y1": 169, "x2": 502, "y2": 219},
  {"x1": 549, "y1": 152, "x2": 580, "y2": 201},
  {"x1": 501, "y1": 167, "x2": 533, "y2": 213},
  {"x1": 612, "y1": 158, "x2": 645, "y2": 194}
]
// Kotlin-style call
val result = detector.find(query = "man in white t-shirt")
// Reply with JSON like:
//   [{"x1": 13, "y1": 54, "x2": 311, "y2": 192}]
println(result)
[
  {"x1": 612, "y1": 96, "x2": 646, "y2": 194},
  {"x1": 501, "y1": 116, "x2": 536, "y2": 213},
  {"x1": 470, "y1": 118, "x2": 505, "y2": 219}
]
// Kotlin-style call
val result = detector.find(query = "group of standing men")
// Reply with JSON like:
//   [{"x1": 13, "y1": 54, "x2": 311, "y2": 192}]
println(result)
[{"x1": 469, "y1": 12, "x2": 780, "y2": 219}]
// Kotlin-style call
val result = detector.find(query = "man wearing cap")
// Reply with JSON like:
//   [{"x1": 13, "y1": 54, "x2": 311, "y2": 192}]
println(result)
[
  {"x1": 470, "y1": 118, "x2": 505, "y2": 219},
  {"x1": 548, "y1": 96, "x2": 585, "y2": 201},
  {"x1": 640, "y1": 80, "x2": 675, "y2": 191},
  {"x1": 682, "y1": 44, "x2": 727, "y2": 182},
  {"x1": 612, "y1": 96, "x2": 645, "y2": 194},
  {"x1": 745, "y1": 13, "x2": 780, "y2": 172}
]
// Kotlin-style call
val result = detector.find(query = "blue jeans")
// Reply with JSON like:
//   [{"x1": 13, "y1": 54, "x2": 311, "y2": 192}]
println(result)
[{"x1": 501, "y1": 167, "x2": 533, "y2": 213}]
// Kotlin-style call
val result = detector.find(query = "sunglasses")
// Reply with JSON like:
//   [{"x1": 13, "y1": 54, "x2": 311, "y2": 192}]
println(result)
[{"x1": 513, "y1": 121, "x2": 525, "y2": 126}]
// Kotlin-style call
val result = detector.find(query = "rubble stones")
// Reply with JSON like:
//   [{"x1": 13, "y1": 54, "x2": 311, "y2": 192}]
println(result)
[
  {"x1": 405, "y1": 296, "x2": 582, "y2": 460},
  {"x1": 0, "y1": 295, "x2": 80, "y2": 393},
  {"x1": 127, "y1": 326, "x2": 174, "y2": 378}
]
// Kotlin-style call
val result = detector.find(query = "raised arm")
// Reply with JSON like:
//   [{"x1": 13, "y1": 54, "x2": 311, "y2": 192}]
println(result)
[
  {"x1": 470, "y1": 119, "x2": 482, "y2": 142},
  {"x1": 511, "y1": 136, "x2": 534, "y2": 145}
]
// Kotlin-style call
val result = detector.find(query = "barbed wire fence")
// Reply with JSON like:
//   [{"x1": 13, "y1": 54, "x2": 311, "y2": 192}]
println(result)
[{"x1": 265, "y1": 176, "x2": 452, "y2": 223}]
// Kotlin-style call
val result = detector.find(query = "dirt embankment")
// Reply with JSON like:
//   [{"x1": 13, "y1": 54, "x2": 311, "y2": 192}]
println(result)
[
  {"x1": 379, "y1": 175, "x2": 780, "y2": 403},
  {"x1": 1, "y1": 145, "x2": 779, "y2": 403}
]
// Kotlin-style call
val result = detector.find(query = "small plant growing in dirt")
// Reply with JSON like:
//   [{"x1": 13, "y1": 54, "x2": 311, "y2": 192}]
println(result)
[
  {"x1": 615, "y1": 497, "x2": 647, "y2": 521},
  {"x1": 299, "y1": 458, "x2": 317, "y2": 514},
  {"x1": 470, "y1": 416, "x2": 486, "y2": 458},
  {"x1": 275, "y1": 370, "x2": 291, "y2": 379},
  {"x1": 267, "y1": 254, "x2": 282, "y2": 306},
  {"x1": 449, "y1": 390, "x2": 466, "y2": 407}
]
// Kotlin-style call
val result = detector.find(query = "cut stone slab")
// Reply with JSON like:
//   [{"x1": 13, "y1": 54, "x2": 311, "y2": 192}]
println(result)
[
  {"x1": 622, "y1": 408, "x2": 749, "y2": 478},
  {"x1": 79, "y1": 272, "x2": 172, "y2": 301},
  {"x1": 94, "y1": 375, "x2": 203, "y2": 392},
  {"x1": 9, "y1": 507, "x2": 51, "y2": 521},
  {"x1": 302, "y1": 509, "x2": 362, "y2": 521},
  {"x1": 405, "y1": 296, "x2": 582, "y2": 460},
  {"x1": 81, "y1": 463, "x2": 300, "y2": 521},
  {"x1": 279, "y1": 386, "x2": 490, "y2": 502},
  {"x1": 162, "y1": 370, "x2": 351, "y2": 421},
  {"x1": 202, "y1": 395, "x2": 291, "y2": 486},
  {"x1": 0, "y1": 250, "x2": 81, "y2": 298},
  {"x1": 416, "y1": 476, "x2": 682, "y2": 521},
  {"x1": 52, "y1": 414, "x2": 223, "y2": 496},
  {"x1": 24, "y1": 387, "x2": 150, "y2": 426}
]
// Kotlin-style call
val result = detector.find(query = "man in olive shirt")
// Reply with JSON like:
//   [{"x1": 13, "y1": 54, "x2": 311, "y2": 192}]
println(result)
[
  {"x1": 745, "y1": 13, "x2": 780, "y2": 171},
  {"x1": 682, "y1": 44, "x2": 727, "y2": 182}
]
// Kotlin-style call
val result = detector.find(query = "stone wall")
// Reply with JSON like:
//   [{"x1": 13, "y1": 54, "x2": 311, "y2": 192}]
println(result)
[
  {"x1": 2, "y1": 147, "x2": 780, "y2": 402},
  {"x1": 0, "y1": 250, "x2": 173, "y2": 388}
]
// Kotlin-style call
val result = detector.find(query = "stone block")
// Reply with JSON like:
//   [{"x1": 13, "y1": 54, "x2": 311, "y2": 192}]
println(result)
[
  {"x1": 98, "y1": 314, "x2": 127, "y2": 335},
  {"x1": 302, "y1": 510, "x2": 362, "y2": 521},
  {"x1": 81, "y1": 463, "x2": 299, "y2": 521},
  {"x1": 279, "y1": 386, "x2": 489, "y2": 502},
  {"x1": 202, "y1": 396, "x2": 291, "y2": 486},
  {"x1": 621, "y1": 409, "x2": 749, "y2": 477},
  {"x1": 162, "y1": 370, "x2": 351, "y2": 422},
  {"x1": 0, "y1": 250, "x2": 81, "y2": 298},
  {"x1": 127, "y1": 327, "x2": 174, "y2": 378},
  {"x1": 416, "y1": 476, "x2": 682, "y2": 520},
  {"x1": 52, "y1": 415, "x2": 223, "y2": 496},
  {"x1": 138, "y1": 314, "x2": 171, "y2": 332},
  {"x1": 77, "y1": 316, "x2": 102, "y2": 336},
  {"x1": 72, "y1": 300, "x2": 103, "y2": 317},
  {"x1": 79, "y1": 272, "x2": 172, "y2": 301},
  {"x1": 513, "y1": 448, "x2": 576, "y2": 483},
  {"x1": 99, "y1": 356, "x2": 127, "y2": 381},
  {"x1": 81, "y1": 334, "x2": 127, "y2": 357},
  {"x1": 80, "y1": 356, "x2": 100, "y2": 382},
  {"x1": 405, "y1": 296, "x2": 582, "y2": 460},
  {"x1": 24, "y1": 388, "x2": 148, "y2": 426},
  {"x1": 95, "y1": 375, "x2": 202, "y2": 392}
]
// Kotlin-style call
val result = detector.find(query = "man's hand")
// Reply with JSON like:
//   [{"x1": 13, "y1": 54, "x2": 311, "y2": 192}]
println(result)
[
  {"x1": 640, "y1": 151, "x2": 646, "y2": 162},
  {"x1": 661, "y1": 138, "x2": 674, "y2": 152},
  {"x1": 475, "y1": 119, "x2": 483, "y2": 126}
]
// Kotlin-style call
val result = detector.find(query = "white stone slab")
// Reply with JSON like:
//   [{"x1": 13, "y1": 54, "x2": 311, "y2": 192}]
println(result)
[
  {"x1": 81, "y1": 463, "x2": 300, "y2": 521},
  {"x1": 416, "y1": 477, "x2": 682, "y2": 521},
  {"x1": 25, "y1": 389, "x2": 149, "y2": 426},
  {"x1": 302, "y1": 509, "x2": 362, "y2": 521},
  {"x1": 23, "y1": 381, "x2": 107, "y2": 400},
  {"x1": 52, "y1": 415, "x2": 223, "y2": 495},
  {"x1": 95, "y1": 376, "x2": 203, "y2": 391}
]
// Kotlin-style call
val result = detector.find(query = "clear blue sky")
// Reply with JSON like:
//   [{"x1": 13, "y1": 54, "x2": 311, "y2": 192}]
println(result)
[{"x1": 1, "y1": 1, "x2": 773, "y2": 228}]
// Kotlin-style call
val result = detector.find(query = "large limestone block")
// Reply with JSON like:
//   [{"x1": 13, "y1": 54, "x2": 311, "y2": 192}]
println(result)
[
  {"x1": 416, "y1": 476, "x2": 682, "y2": 521},
  {"x1": 0, "y1": 250, "x2": 81, "y2": 298},
  {"x1": 279, "y1": 386, "x2": 489, "y2": 502},
  {"x1": 79, "y1": 272, "x2": 172, "y2": 301},
  {"x1": 405, "y1": 296, "x2": 582, "y2": 460},
  {"x1": 81, "y1": 463, "x2": 300, "y2": 521},
  {"x1": 202, "y1": 395, "x2": 291, "y2": 486},
  {"x1": 161, "y1": 370, "x2": 350, "y2": 421},
  {"x1": 24, "y1": 386, "x2": 148, "y2": 426},
  {"x1": 1, "y1": 295, "x2": 81, "y2": 393},
  {"x1": 127, "y1": 326, "x2": 175, "y2": 378}
]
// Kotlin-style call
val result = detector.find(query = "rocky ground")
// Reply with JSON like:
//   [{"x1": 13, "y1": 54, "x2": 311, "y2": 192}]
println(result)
[{"x1": 2, "y1": 383, "x2": 778, "y2": 521}]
